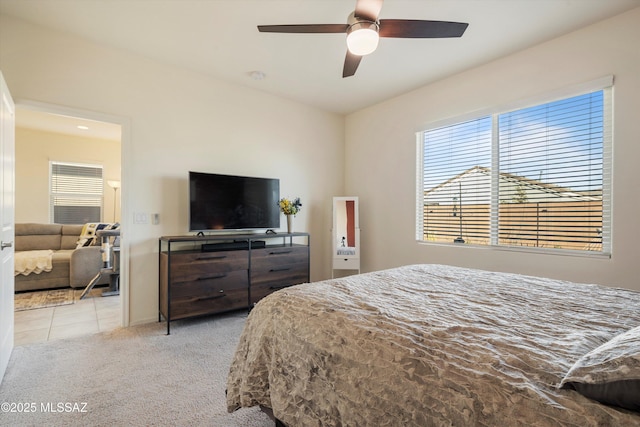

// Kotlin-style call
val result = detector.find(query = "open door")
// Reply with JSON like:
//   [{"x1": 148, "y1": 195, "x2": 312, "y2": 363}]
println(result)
[{"x1": 0, "y1": 71, "x2": 16, "y2": 383}]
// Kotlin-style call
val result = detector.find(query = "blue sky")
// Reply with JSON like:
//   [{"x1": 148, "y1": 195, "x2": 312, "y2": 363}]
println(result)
[{"x1": 422, "y1": 90, "x2": 604, "y2": 194}]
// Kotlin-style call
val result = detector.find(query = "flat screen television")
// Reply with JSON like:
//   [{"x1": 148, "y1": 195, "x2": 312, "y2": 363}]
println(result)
[{"x1": 189, "y1": 171, "x2": 280, "y2": 232}]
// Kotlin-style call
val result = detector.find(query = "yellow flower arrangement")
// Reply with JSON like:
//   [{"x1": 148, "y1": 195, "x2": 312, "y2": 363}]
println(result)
[{"x1": 279, "y1": 197, "x2": 302, "y2": 216}]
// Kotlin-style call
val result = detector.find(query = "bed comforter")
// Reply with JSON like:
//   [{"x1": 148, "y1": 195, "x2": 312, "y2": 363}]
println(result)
[{"x1": 226, "y1": 264, "x2": 640, "y2": 426}]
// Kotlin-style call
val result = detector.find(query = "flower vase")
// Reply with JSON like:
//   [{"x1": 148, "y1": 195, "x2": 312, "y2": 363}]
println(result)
[{"x1": 286, "y1": 215, "x2": 293, "y2": 233}]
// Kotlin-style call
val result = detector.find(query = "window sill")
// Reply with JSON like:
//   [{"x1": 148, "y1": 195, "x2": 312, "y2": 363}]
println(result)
[{"x1": 416, "y1": 240, "x2": 611, "y2": 259}]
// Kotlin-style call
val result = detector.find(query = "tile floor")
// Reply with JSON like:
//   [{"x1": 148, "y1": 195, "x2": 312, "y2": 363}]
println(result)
[{"x1": 14, "y1": 289, "x2": 121, "y2": 346}]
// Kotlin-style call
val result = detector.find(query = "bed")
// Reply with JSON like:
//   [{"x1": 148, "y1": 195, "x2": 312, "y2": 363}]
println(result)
[{"x1": 226, "y1": 264, "x2": 640, "y2": 426}]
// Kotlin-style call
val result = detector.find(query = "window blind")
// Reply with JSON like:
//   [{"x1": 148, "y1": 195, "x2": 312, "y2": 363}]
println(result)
[
  {"x1": 417, "y1": 82, "x2": 611, "y2": 255},
  {"x1": 498, "y1": 91, "x2": 607, "y2": 252},
  {"x1": 420, "y1": 117, "x2": 492, "y2": 244},
  {"x1": 50, "y1": 162, "x2": 103, "y2": 224}
]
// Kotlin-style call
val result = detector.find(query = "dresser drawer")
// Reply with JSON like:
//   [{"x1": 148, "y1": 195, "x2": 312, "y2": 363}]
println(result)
[
  {"x1": 250, "y1": 246, "x2": 309, "y2": 304},
  {"x1": 163, "y1": 250, "x2": 248, "y2": 282},
  {"x1": 251, "y1": 246, "x2": 308, "y2": 269},
  {"x1": 171, "y1": 268, "x2": 248, "y2": 296},
  {"x1": 169, "y1": 269, "x2": 249, "y2": 319},
  {"x1": 332, "y1": 257, "x2": 360, "y2": 270},
  {"x1": 250, "y1": 263, "x2": 308, "y2": 304}
]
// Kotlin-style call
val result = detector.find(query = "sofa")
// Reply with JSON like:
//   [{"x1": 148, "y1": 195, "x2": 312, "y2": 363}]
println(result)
[{"x1": 14, "y1": 223, "x2": 108, "y2": 292}]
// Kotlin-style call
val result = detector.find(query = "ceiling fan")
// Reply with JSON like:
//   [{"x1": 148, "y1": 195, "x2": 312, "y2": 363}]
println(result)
[{"x1": 257, "y1": 0, "x2": 468, "y2": 78}]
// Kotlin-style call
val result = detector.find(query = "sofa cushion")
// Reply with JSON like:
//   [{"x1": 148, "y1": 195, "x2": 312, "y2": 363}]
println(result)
[
  {"x1": 61, "y1": 224, "x2": 84, "y2": 250},
  {"x1": 14, "y1": 249, "x2": 73, "y2": 292},
  {"x1": 16, "y1": 234, "x2": 62, "y2": 251},
  {"x1": 69, "y1": 246, "x2": 107, "y2": 288},
  {"x1": 15, "y1": 223, "x2": 63, "y2": 236},
  {"x1": 15, "y1": 223, "x2": 63, "y2": 251}
]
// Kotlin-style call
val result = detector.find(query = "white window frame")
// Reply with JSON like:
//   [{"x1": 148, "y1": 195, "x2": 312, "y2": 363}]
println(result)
[
  {"x1": 416, "y1": 76, "x2": 613, "y2": 257},
  {"x1": 50, "y1": 161, "x2": 104, "y2": 224}
]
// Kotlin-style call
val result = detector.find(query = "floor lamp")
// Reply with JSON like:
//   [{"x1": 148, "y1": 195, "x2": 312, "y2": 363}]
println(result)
[{"x1": 107, "y1": 180, "x2": 121, "y2": 223}]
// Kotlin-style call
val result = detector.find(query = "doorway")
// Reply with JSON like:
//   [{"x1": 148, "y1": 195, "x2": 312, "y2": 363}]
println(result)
[{"x1": 13, "y1": 101, "x2": 129, "y2": 344}]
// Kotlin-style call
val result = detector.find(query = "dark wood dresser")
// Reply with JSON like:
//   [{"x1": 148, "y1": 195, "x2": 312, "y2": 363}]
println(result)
[{"x1": 158, "y1": 232, "x2": 309, "y2": 334}]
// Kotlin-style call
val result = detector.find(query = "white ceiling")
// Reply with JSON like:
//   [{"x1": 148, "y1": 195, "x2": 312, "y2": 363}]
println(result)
[
  {"x1": 2, "y1": 0, "x2": 639, "y2": 120},
  {"x1": 15, "y1": 108, "x2": 122, "y2": 141}
]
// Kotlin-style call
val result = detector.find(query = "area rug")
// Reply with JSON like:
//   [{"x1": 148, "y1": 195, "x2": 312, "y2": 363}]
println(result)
[{"x1": 14, "y1": 289, "x2": 75, "y2": 311}]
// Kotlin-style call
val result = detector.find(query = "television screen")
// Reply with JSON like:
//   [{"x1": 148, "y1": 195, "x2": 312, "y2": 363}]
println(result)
[{"x1": 189, "y1": 171, "x2": 280, "y2": 231}]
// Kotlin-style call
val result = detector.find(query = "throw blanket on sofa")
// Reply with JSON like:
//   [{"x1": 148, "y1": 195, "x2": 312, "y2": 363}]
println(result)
[
  {"x1": 76, "y1": 222, "x2": 120, "y2": 248},
  {"x1": 14, "y1": 250, "x2": 53, "y2": 276}
]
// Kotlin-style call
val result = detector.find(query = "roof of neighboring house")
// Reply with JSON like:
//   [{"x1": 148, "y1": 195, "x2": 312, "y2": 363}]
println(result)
[{"x1": 424, "y1": 166, "x2": 601, "y2": 203}]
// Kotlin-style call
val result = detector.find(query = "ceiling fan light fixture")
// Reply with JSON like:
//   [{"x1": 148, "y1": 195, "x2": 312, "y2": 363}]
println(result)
[
  {"x1": 346, "y1": 22, "x2": 379, "y2": 56},
  {"x1": 257, "y1": 1, "x2": 469, "y2": 77}
]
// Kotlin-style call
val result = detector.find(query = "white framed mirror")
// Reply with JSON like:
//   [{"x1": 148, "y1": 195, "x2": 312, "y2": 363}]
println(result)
[{"x1": 332, "y1": 196, "x2": 360, "y2": 276}]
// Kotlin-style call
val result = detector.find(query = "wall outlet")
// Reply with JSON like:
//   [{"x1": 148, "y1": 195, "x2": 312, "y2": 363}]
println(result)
[{"x1": 151, "y1": 213, "x2": 160, "y2": 225}]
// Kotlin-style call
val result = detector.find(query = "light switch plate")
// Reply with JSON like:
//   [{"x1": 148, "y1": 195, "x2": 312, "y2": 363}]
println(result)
[{"x1": 134, "y1": 212, "x2": 148, "y2": 224}]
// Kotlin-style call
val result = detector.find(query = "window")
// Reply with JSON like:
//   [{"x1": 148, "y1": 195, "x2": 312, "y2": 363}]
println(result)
[
  {"x1": 417, "y1": 81, "x2": 611, "y2": 255},
  {"x1": 50, "y1": 161, "x2": 104, "y2": 224}
]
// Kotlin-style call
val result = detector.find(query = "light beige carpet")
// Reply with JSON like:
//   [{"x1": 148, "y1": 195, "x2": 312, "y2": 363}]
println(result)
[
  {"x1": 14, "y1": 289, "x2": 75, "y2": 311},
  {"x1": 0, "y1": 311, "x2": 273, "y2": 426}
]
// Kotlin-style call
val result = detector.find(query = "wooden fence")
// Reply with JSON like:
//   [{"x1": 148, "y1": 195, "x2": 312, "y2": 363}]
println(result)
[{"x1": 423, "y1": 200, "x2": 603, "y2": 251}]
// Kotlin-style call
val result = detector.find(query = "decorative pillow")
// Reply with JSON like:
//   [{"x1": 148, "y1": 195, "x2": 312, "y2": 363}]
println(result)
[
  {"x1": 76, "y1": 223, "x2": 120, "y2": 249},
  {"x1": 560, "y1": 325, "x2": 640, "y2": 412}
]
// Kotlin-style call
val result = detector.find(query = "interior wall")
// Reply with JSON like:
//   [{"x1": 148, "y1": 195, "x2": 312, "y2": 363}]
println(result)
[
  {"x1": 0, "y1": 14, "x2": 345, "y2": 324},
  {"x1": 15, "y1": 127, "x2": 121, "y2": 224},
  {"x1": 345, "y1": 7, "x2": 640, "y2": 291}
]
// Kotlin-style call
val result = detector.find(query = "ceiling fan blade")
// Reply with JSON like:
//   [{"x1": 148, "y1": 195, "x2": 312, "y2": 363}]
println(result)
[
  {"x1": 379, "y1": 19, "x2": 468, "y2": 38},
  {"x1": 258, "y1": 24, "x2": 348, "y2": 34},
  {"x1": 342, "y1": 51, "x2": 362, "y2": 78},
  {"x1": 354, "y1": 0, "x2": 384, "y2": 22}
]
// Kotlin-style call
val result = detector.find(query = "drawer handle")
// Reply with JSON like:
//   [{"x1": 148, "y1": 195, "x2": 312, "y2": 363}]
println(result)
[
  {"x1": 197, "y1": 273, "x2": 228, "y2": 281},
  {"x1": 197, "y1": 254, "x2": 227, "y2": 260},
  {"x1": 269, "y1": 250, "x2": 292, "y2": 255},
  {"x1": 197, "y1": 291, "x2": 227, "y2": 301},
  {"x1": 269, "y1": 267, "x2": 290, "y2": 272}
]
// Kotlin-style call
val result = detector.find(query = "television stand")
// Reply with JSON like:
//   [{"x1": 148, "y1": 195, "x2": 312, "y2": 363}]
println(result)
[{"x1": 158, "y1": 232, "x2": 310, "y2": 334}]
